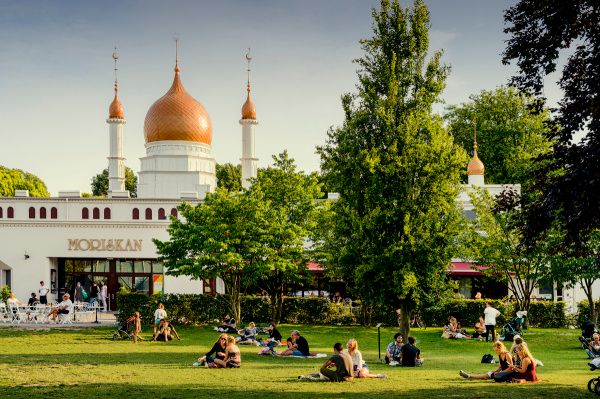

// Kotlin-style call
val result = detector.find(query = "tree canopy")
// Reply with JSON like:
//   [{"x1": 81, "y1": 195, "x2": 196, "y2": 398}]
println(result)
[
  {"x1": 91, "y1": 167, "x2": 138, "y2": 197},
  {"x1": 317, "y1": 0, "x2": 467, "y2": 336},
  {"x1": 0, "y1": 165, "x2": 49, "y2": 197},
  {"x1": 216, "y1": 163, "x2": 242, "y2": 192}
]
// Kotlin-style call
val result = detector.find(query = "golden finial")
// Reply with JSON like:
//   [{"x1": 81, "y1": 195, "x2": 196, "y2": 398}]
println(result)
[
  {"x1": 112, "y1": 47, "x2": 119, "y2": 94},
  {"x1": 245, "y1": 48, "x2": 252, "y2": 94},
  {"x1": 467, "y1": 117, "x2": 484, "y2": 175},
  {"x1": 174, "y1": 34, "x2": 180, "y2": 73},
  {"x1": 472, "y1": 117, "x2": 478, "y2": 154}
]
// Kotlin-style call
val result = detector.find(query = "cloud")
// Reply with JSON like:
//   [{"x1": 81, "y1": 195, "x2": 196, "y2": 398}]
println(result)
[{"x1": 430, "y1": 30, "x2": 460, "y2": 50}]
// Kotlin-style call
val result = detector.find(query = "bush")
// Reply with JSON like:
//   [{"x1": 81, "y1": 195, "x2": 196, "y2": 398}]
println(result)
[
  {"x1": 421, "y1": 299, "x2": 507, "y2": 327},
  {"x1": 577, "y1": 300, "x2": 600, "y2": 326},
  {"x1": 282, "y1": 297, "x2": 330, "y2": 324},
  {"x1": 526, "y1": 301, "x2": 567, "y2": 328}
]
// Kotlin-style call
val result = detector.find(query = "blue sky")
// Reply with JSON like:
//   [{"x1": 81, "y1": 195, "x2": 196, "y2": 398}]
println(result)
[{"x1": 0, "y1": 0, "x2": 562, "y2": 195}]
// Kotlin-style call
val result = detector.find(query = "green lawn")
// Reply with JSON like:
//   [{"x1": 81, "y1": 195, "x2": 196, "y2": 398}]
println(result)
[{"x1": 0, "y1": 325, "x2": 594, "y2": 398}]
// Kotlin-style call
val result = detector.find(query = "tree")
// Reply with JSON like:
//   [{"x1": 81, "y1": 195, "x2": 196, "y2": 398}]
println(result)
[
  {"x1": 465, "y1": 189, "x2": 553, "y2": 314},
  {"x1": 153, "y1": 189, "x2": 269, "y2": 325},
  {"x1": 445, "y1": 87, "x2": 553, "y2": 187},
  {"x1": 0, "y1": 165, "x2": 49, "y2": 197},
  {"x1": 216, "y1": 163, "x2": 242, "y2": 192},
  {"x1": 91, "y1": 167, "x2": 138, "y2": 197},
  {"x1": 503, "y1": 0, "x2": 600, "y2": 247},
  {"x1": 249, "y1": 151, "x2": 323, "y2": 323},
  {"x1": 317, "y1": 0, "x2": 467, "y2": 337}
]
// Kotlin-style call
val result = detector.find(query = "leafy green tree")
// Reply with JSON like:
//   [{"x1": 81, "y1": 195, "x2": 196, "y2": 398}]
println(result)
[
  {"x1": 464, "y1": 188, "x2": 552, "y2": 315},
  {"x1": 249, "y1": 151, "x2": 323, "y2": 323},
  {"x1": 0, "y1": 165, "x2": 49, "y2": 197},
  {"x1": 91, "y1": 167, "x2": 137, "y2": 197},
  {"x1": 445, "y1": 87, "x2": 553, "y2": 186},
  {"x1": 503, "y1": 0, "x2": 600, "y2": 248},
  {"x1": 153, "y1": 189, "x2": 269, "y2": 325},
  {"x1": 216, "y1": 163, "x2": 242, "y2": 192},
  {"x1": 317, "y1": 0, "x2": 467, "y2": 336}
]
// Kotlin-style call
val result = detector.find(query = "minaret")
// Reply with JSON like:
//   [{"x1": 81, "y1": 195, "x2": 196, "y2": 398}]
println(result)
[
  {"x1": 239, "y1": 48, "x2": 258, "y2": 189},
  {"x1": 467, "y1": 120, "x2": 485, "y2": 186},
  {"x1": 106, "y1": 48, "x2": 129, "y2": 198}
]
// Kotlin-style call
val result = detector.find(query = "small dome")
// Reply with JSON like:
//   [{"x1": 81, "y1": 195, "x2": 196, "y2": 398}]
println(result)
[
  {"x1": 109, "y1": 94, "x2": 124, "y2": 119},
  {"x1": 144, "y1": 67, "x2": 212, "y2": 144},
  {"x1": 241, "y1": 94, "x2": 256, "y2": 120},
  {"x1": 467, "y1": 152, "x2": 485, "y2": 175}
]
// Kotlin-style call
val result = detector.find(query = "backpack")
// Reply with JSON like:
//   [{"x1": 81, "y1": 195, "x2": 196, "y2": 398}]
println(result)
[
  {"x1": 82, "y1": 289, "x2": 88, "y2": 300},
  {"x1": 481, "y1": 354, "x2": 494, "y2": 363}
]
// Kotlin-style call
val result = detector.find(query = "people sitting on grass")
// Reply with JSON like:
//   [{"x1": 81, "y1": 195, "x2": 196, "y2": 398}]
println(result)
[
  {"x1": 346, "y1": 339, "x2": 386, "y2": 378},
  {"x1": 401, "y1": 336, "x2": 423, "y2": 367},
  {"x1": 585, "y1": 333, "x2": 600, "y2": 359},
  {"x1": 236, "y1": 321, "x2": 258, "y2": 344},
  {"x1": 153, "y1": 303, "x2": 167, "y2": 338},
  {"x1": 473, "y1": 316, "x2": 486, "y2": 340},
  {"x1": 261, "y1": 323, "x2": 283, "y2": 348},
  {"x1": 510, "y1": 343, "x2": 539, "y2": 382},
  {"x1": 48, "y1": 293, "x2": 73, "y2": 321},
  {"x1": 213, "y1": 336, "x2": 241, "y2": 368},
  {"x1": 510, "y1": 335, "x2": 543, "y2": 367},
  {"x1": 196, "y1": 333, "x2": 228, "y2": 367},
  {"x1": 154, "y1": 319, "x2": 180, "y2": 342},
  {"x1": 215, "y1": 314, "x2": 237, "y2": 334},
  {"x1": 386, "y1": 333, "x2": 403, "y2": 365},
  {"x1": 319, "y1": 342, "x2": 354, "y2": 382},
  {"x1": 278, "y1": 330, "x2": 315, "y2": 357},
  {"x1": 460, "y1": 341, "x2": 514, "y2": 382},
  {"x1": 442, "y1": 316, "x2": 470, "y2": 339}
]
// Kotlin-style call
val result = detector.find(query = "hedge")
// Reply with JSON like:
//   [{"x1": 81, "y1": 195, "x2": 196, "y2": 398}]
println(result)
[{"x1": 577, "y1": 300, "x2": 600, "y2": 325}]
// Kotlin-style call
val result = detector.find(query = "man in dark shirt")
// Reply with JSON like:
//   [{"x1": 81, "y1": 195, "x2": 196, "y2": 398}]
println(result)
[
  {"x1": 320, "y1": 342, "x2": 353, "y2": 382},
  {"x1": 401, "y1": 336, "x2": 423, "y2": 367},
  {"x1": 280, "y1": 330, "x2": 314, "y2": 356}
]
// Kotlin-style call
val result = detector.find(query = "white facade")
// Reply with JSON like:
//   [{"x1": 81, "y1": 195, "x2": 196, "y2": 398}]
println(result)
[
  {"x1": 240, "y1": 118, "x2": 258, "y2": 189},
  {"x1": 107, "y1": 117, "x2": 128, "y2": 197}
]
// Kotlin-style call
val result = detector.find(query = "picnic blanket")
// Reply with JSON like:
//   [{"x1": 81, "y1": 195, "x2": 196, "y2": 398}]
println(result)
[{"x1": 291, "y1": 353, "x2": 327, "y2": 358}]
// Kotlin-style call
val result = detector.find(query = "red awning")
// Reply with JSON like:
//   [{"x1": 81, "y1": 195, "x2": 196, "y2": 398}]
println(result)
[
  {"x1": 449, "y1": 262, "x2": 486, "y2": 277},
  {"x1": 306, "y1": 262, "x2": 324, "y2": 273}
]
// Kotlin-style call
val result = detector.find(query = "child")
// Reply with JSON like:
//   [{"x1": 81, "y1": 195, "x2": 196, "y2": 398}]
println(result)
[{"x1": 126, "y1": 312, "x2": 143, "y2": 343}]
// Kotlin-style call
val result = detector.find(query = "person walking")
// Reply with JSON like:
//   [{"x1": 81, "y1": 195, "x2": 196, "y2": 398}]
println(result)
[
  {"x1": 483, "y1": 302, "x2": 500, "y2": 342},
  {"x1": 74, "y1": 282, "x2": 84, "y2": 303},
  {"x1": 90, "y1": 282, "x2": 99, "y2": 304},
  {"x1": 38, "y1": 281, "x2": 49, "y2": 305},
  {"x1": 99, "y1": 282, "x2": 108, "y2": 311}
]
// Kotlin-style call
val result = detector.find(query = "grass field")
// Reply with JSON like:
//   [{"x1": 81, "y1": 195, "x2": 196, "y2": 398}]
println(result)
[{"x1": 0, "y1": 324, "x2": 595, "y2": 398}]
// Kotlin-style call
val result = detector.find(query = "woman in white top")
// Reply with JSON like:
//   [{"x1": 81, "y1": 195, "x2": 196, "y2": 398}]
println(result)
[
  {"x1": 99, "y1": 282, "x2": 108, "y2": 311},
  {"x1": 153, "y1": 303, "x2": 167, "y2": 338},
  {"x1": 346, "y1": 339, "x2": 385, "y2": 378}
]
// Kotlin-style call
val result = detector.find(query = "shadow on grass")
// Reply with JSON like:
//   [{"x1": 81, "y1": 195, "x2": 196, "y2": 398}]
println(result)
[{"x1": 2, "y1": 382, "x2": 590, "y2": 399}]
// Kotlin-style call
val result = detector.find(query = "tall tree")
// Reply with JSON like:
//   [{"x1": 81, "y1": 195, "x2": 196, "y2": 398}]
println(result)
[
  {"x1": 154, "y1": 189, "x2": 269, "y2": 325},
  {"x1": 91, "y1": 167, "x2": 138, "y2": 197},
  {"x1": 249, "y1": 151, "x2": 323, "y2": 323},
  {"x1": 216, "y1": 163, "x2": 242, "y2": 192},
  {"x1": 317, "y1": 0, "x2": 467, "y2": 337},
  {"x1": 0, "y1": 165, "x2": 49, "y2": 197},
  {"x1": 503, "y1": 1, "x2": 600, "y2": 247},
  {"x1": 445, "y1": 87, "x2": 553, "y2": 187}
]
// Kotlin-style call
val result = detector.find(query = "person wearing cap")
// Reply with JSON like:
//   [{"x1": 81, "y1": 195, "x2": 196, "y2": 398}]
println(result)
[{"x1": 48, "y1": 293, "x2": 73, "y2": 321}]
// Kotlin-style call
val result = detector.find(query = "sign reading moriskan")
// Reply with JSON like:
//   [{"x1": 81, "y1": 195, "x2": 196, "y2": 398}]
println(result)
[{"x1": 67, "y1": 239, "x2": 142, "y2": 252}]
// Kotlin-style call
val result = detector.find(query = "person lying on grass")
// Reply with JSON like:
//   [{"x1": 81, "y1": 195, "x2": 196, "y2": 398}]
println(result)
[
  {"x1": 213, "y1": 336, "x2": 241, "y2": 368},
  {"x1": 278, "y1": 330, "x2": 316, "y2": 357},
  {"x1": 460, "y1": 341, "x2": 514, "y2": 382},
  {"x1": 346, "y1": 339, "x2": 386, "y2": 378},
  {"x1": 509, "y1": 344, "x2": 539, "y2": 383},
  {"x1": 236, "y1": 321, "x2": 258, "y2": 344},
  {"x1": 154, "y1": 319, "x2": 180, "y2": 342}
]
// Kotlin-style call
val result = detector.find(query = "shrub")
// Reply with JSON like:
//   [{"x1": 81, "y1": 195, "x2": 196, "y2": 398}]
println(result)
[
  {"x1": 421, "y1": 299, "x2": 506, "y2": 327},
  {"x1": 526, "y1": 301, "x2": 567, "y2": 328},
  {"x1": 577, "y1": 300, "x2": 600, "y2": 326}
]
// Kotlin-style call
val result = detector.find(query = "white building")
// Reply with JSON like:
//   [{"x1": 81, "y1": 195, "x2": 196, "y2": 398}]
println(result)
[{"x1": 0, "y1": 50, "x2": 258, "y2": 309}]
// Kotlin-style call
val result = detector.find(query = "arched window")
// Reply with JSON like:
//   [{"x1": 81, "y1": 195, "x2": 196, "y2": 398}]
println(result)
[
  {"x1": 39, "y1": 207, "x2": 47, "y2": 219},
  {"x1": 50, "y1": 207, "x2": 57, "y2": 219},
  {"x1": 104, "y1": 207, "x2": 111, "y2": 219},
  {"x1": 29, "y1": 207, "x2": 35, "y2": 219},
  {"x1": 145, "y1": 208, "x2": 152, "y2": 220},
  {"x1": 93, "y1": 207, "x2": 100, "y2": 219},
  {"x1": 171, "y1": 208, "x2": 178, "y2": 218},
  {"x1": 132, "y1": 208, "x2": 139, "y2": 220},
  {"x1": 158, "y1": 208, "x2": 166, "y2": 220},
  {"x1": 0, "y1": 207, "x2": 3, "y2": 218},
  {"x1": 7, "y1": 207, "x2": 14, "y2": 218},
  {"x1": 82, "y1": 208, "x2": 89, "y2": 219}
]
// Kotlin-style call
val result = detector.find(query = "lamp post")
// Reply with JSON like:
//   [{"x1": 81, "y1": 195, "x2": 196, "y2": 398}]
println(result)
[{"x1": 376, "y1": 323, "x2": 383, "y2": 360}]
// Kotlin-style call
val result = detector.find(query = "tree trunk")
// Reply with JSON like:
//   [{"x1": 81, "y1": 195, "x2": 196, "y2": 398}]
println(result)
[
  {"x1": 398, "y1": 302, "x2": 411, "y2": 338},
  {"x1": 583, "y1": 279, "x2": 598, "y2": 324},
  {"x1": 361, "y1": 304, "x2": 372, "y2": 326},
  {"x1": 276, "y1": 290, "x2": 284, "y2": 324},
  {"x1": 230, "y1": 273, "x2": 241, "y2": 328}
]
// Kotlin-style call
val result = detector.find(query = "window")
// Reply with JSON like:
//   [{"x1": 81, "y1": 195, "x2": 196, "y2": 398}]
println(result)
[
  {"x1": 134, "y1": 261, "x2": 152, "y2": 273},
  {"x1": 0, "y1": 207, "x2": 3, "y2": 218},
  {"x1": 82, "y1": 208, "x2": 89, "y2": 219},
  {"x1": 7, "y1": 207, "x2": 14, "y2": 218},
  {"x1": 93, "y1": 207, "x2": 100, "y2": 220},
  {"x1": 104, "y1": 207, "x2": 111, "y2": 219},
  {"x1": 132, "y1": 208, "x2": 139, "y2": 220},
  {"x1": 145, "y1": 208, "x2": 152, "y2": 220},
  {"x1": 40, "y1": 207, "x2": 47, "y2": 219},
  {"x1": 158, "y1": 208, "x2": 166, "y2": 220},
  {"x1": 135, "y1": 276, "x2": 150, "y2": 293},
  {"x1": 203, "y1": 278, "x2": 216, "y2": 295},
  {"x1": 117, "y1": 260, "x2": 133, "y2": 273},
  {"x1": 50, "y1": 207, "x2": 57, "y2": 219},
  {"x1": 29, "y1": 207, "x2": 35, "y2": 219},
  {"x1": 171, "y1": 208, "x2": 178, "y2": 218}
]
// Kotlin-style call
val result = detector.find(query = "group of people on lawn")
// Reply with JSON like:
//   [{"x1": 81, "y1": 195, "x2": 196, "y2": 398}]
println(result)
[{"x1": 442, "y1": 302, "x2": 500, "y2": 341}]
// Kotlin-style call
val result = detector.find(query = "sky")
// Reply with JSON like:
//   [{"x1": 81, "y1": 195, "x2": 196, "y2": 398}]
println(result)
[{"x1": 0, "y1": 0, "x2": 564, "y2": 195}]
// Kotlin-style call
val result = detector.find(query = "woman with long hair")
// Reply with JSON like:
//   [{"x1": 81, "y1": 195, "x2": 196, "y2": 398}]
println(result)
[
  {"x1": 459, "y1": 341, "x2": 514, "y2": 382},
  {"x1": 196, "y1": 333, "x2": 228, "y2": 367},
  {"x1": 510, "y1": 343, "x2": 539, "y2": 382},
  {"x1": 346, "y1": 339, "x2": 385, "y2": 378},
  {"x1": 214, "y1": 336, "x2": 241, "y2": 368}
]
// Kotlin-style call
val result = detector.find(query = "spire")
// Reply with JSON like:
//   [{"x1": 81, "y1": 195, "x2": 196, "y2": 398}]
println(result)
[
  {"x1": 174, "y1": 35, "x2": 180, "y2": 74},
  {"x1": 108, "y1": 47, "x2": 125, "y2": 119},
  {"x1": 241, "y1": 48, "x2": 257, "y2": 120},
  {"x1": 467, "y1": 119, "x2": 484, "y2": 176}
]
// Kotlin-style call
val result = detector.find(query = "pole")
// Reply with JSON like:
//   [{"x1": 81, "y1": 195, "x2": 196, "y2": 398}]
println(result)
[
  {"x1": 93, "y1": 306, "x2": 100, "y2": 324},
  {"x1": 376, "y1": 323, "x2": 382, "y2": 360}
]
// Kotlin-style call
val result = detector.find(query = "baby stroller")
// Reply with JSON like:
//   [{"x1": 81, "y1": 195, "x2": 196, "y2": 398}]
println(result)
[
  {"x1": 587, "y1": 358, "x2": 600, "y2": 395},
  {"x1": 580, "y1": 321, "x2": 598, "y2": 350},
  {"x1": 112, "y1": 320, "x2": 133, "y2": 340},
  {"x1": 500, "y1": 310, "x2": 527, "y2": 342}
]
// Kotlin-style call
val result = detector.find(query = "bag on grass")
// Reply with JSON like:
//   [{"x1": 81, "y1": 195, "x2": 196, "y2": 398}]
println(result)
[{"x1": 481, "y1": 354, "x2": 494, "y2": 363}]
